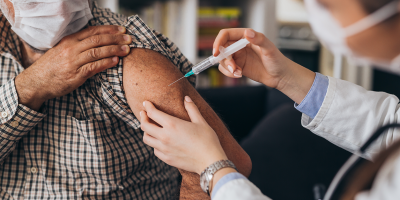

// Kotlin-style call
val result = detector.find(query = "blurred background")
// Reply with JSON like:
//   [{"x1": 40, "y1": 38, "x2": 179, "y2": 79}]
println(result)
[{"x1": 95, "y1": 0, "x2": 399, "y2": 199}]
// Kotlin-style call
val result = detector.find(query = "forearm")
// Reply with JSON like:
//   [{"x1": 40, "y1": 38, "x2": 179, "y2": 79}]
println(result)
[
  {"x1": 275, "y1": 60, "x2": 316, "y2": 104},
  {"x1": 178, "y1": 90, "x2": 251, "y2": 199},
  {"x1": 0, "y1": 79, "x2": 46, "y2": 163},
  {"x1": 15, "y1": 72, "x2": 46, "y2": 111},
  {"x1": 192, "y1": 95, "x2": 252, "y2": 176},
  {"x1": 211, "y1": 168, "x2": 237, "y2": 193}
]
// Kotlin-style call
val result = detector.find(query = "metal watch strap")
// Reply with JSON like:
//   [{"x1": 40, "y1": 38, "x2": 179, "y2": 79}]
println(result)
[{"x1": 200, "y1": 160, "x2": 237, "y2": 195}]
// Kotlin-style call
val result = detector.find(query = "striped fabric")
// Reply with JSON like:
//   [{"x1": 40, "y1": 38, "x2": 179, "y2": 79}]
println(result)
[{"x1": 0, "y1": 2, "x2": 195, "y2": 199}]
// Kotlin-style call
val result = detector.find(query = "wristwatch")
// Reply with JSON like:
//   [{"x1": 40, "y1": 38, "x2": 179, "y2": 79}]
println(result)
[{"x1": 200, "y1": 160, "x2": 237, "y2": 195}]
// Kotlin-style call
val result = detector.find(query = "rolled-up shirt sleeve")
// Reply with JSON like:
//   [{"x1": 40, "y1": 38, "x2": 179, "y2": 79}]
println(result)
[
  {"x1": 295, "y1": 72, "x2": 329, "y2": 118},
  {"x1": 0, "y1": 78, "x2": 46, "y2": 162}
]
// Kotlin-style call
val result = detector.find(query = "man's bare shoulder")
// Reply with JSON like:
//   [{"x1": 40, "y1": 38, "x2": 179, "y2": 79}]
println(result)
[{"x1": 122, "y1": 48, "x2": 194, "y2": 119}]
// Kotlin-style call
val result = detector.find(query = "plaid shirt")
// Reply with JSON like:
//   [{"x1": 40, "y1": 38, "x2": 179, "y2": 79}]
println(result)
[{"x1": 0, "y1": 3, "x2": 195, "y2": 199}]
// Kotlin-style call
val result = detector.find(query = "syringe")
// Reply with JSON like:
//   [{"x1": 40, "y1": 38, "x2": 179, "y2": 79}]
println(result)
[{"x1": 169, "y1": 38, "x2": 250, "y2": 86}]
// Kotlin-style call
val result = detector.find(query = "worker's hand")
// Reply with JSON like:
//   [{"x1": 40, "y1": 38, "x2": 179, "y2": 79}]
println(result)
[
  {"x1": 140, "y1": 96, "x2": 228, "y2": 175},
  {"x1": 214, "y1": 28, "x2": 316, "y2": 104},
  {"x1": 15, "y1": 25, "x2": 132, "y2": 110},
  {"x1": 213, "y1": 28, "x2": 295, "y2": 89}
]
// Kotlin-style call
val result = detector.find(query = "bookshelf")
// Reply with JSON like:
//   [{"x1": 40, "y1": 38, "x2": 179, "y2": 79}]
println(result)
[{"x1": 97, "y1": 0, "x2": 277, "y2": 88}]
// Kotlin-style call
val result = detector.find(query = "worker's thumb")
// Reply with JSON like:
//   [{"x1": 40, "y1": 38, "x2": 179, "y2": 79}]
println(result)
[
  {"x1": 244, "y1": 29, "x2": 275, "y2": 55},
  {"x1": 184, "y1": 96, "x2": 206, "y2": 124}
]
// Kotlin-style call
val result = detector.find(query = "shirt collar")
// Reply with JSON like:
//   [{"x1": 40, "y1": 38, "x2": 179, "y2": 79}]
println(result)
[{"x1": 89, "y1": 1, "x2": 126, "y2": 26}]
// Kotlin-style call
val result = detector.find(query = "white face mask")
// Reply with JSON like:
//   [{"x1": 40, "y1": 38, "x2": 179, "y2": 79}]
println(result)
[
  {"x1": 2, "y1": 0, "x2": 93, "y2": 51},
  {"x1": 305, "y1": 0, "x2": 400, "y2": 73}
]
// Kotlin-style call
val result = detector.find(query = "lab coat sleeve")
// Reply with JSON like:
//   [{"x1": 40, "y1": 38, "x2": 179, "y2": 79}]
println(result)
[
  {"x1": 213, "y1": 176, "x2": 272, "y2": 200},
  {"x1": 0, "y1": 78, "x2": 46, "y2": 163},
  {"x1": 302, "y1": 76, "x2": 400, "y2": 160},
  {"x1": 295, "y1": 72, "x2": 329, "y2": 118}
]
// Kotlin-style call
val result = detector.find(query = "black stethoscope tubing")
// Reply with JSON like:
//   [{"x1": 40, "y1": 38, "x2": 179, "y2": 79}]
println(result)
[{"x1": 323, "y1": 123, "x2": 400, "y2": 200}]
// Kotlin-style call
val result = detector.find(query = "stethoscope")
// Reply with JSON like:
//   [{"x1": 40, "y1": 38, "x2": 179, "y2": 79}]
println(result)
[{"x1": 322, "y1": 123, "x2": 400, "y2": 200}]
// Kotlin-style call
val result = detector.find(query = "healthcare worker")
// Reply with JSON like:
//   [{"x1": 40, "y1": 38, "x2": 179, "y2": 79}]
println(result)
[{"x1": 140, "y1": 0, "x2": 400, "y2": 199}]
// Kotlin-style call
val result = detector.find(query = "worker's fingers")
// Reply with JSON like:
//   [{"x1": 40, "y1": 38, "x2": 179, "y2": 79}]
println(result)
[
  {"x1": 140, "y1": 111, "x2": 163, "y2": 139},
  {"x1": 243, "y1": 29, "x2": 276, "y2": 56},
  {"x1": 154, "y1": 148, "x2": 170, "y2": 165},
  {"x1": 73, "y1": 25, "x2": 126, "y2": 41},
  {"x1": 218, "y1": 65, "x2": 235, "y2": 78},
  {"x1": 183, "y1": 96, "x2": 206, "y2": 124},
  {"x1": 143, "y1": 132, "x2": 164, "y2": 150},
  {"x1": 225, "y1": 57, "x2": 243, "y2": 78},
  {"x1": 214, "y1": 28, "x2": 274, "y2": 57},
  {"x1": 213, "y1": 28, "x2": 248, "y2": 56},
  {"x1": 218, "y1": 59, "x2": 242, "y2": 78},
  {"x1": 143, "y1": 101, "x2": 178, "y2": 127}
]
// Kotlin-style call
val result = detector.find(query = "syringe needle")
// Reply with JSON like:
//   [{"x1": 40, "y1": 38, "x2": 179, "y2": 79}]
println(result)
[{"x1": 168, "y1": 76, "x2": 185, "y2": 87}]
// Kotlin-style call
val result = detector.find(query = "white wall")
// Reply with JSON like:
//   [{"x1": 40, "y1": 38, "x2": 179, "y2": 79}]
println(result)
[{"x1": 97, "y1": 0, "x2": 119, "y2": 13}]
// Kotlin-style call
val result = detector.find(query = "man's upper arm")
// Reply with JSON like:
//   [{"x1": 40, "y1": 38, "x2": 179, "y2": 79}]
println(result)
[
  {"x1": 123, "y1": 48, "x2": 193, "y2": 121},
  {"x1": 122, "y1": 48, "x2": 251, "y2": 196},
  {"x1": 123, "y1": 48, "x2": 251, "y2": 173}
]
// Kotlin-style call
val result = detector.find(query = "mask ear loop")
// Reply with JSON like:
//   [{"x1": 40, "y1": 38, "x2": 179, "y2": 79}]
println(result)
[{"x1": 343, "y1": 1, "x2": 399, "y2": 37}]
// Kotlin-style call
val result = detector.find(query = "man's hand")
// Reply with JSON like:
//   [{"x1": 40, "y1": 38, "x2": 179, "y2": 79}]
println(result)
[{"x1": 15, "y1": 25, "x2": 132, "y2": 110}]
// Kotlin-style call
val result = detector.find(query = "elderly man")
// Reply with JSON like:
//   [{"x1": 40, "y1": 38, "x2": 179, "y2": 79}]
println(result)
[{"x1": 0, "y1": 0, "x2": 251, "y2": 199}]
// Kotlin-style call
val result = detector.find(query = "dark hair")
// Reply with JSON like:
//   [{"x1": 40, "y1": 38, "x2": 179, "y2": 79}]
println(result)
[{"x1": 359, "y1": 0, "x2": 396, "y2": 13}]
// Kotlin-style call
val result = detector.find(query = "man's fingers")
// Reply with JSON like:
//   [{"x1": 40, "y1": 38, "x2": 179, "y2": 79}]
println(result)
[
  {"x1": 143, "y1": 101, "x2": 177, "y2": 127},
  {"x1": 74, "y1": 25, "x2": 126, "y2": 41},
  {"x1": 140, "y1": 111, "x2": 163, "y2": 139},
  {"x1": 77, "y1": 44, "x2": 130, "y2": 65},
  {"x1": 77, "y1": 34, "x2": 132, "y2": 52},
  {"x1": 183, "y1": 96, "x2": 206, "y2": 124},
  {"x1": 78, "y1": 56, "x2": 119, "y2": 79}
]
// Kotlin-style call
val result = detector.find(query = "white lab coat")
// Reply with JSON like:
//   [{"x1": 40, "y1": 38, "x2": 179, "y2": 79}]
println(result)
[{"x1": 213, "y1": 77, "x2": 400, "y2": 200}]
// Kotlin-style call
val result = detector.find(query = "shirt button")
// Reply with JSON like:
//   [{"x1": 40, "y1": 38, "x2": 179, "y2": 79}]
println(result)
[
  {"x1": 30, "y1": 167, "x2": 37, "y2": 173},
  {"x1": 1, "y1": 112, "x2": 8, "y2": 118},
  {"x1": 10, "y1": 121, "x2": 19, "y2": 127}
]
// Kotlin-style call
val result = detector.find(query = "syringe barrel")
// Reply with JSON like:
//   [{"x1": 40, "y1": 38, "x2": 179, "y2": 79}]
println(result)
[
  {"x1": 191, "y1": 39, "x2": 250, "y2": 75},
  {"x1": 211, "y1": 39, "x2": 250, "y2": 64},
  {"x1": 192, "y1": 56, "x2": 214, "y2": 75}
]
